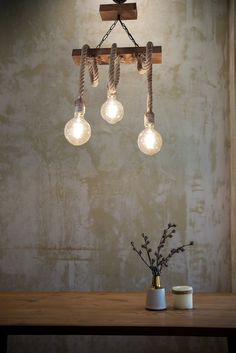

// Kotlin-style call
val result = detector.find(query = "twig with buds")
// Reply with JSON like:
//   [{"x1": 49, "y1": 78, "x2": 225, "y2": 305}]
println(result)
[{"x1": 131, "y1": 223, "x2": 194, "y2": 277}]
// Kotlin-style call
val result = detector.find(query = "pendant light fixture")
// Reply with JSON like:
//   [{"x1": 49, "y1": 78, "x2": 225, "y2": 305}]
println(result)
[
  {"x1": 64, "y1": 0, "x2": 163, "y2": 156},
  {"x1": 100, "y1": 43, "x2": 124, "y2": 124}
]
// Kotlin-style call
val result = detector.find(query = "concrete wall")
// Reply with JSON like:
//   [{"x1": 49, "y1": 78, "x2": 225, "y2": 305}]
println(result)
[{"x1": 0, "y1": 0, "x2": 231, "y2": 352}]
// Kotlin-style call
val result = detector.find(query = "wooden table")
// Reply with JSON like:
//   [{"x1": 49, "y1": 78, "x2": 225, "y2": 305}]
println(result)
[{"x1": 0, "y1": 292, "x2": 235, "y2": 353}]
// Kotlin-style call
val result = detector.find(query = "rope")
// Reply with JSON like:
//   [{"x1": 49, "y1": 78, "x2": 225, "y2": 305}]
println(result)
[
  {"x1": 146, "y1": 41, "x2": 153, "y2": 114},
  {"x1": 87, "y1": 57, "x2": 99, "y2": 87},
  {"x1": 114, "y1": 55, "x2": 120, "y2": 88},
  {"x1": 137, "y1": 54, "x2": 146, "y2": 75},
  {"x1": 137, "y1": 42, "x2": 154, "y2": 123},
  {"x1": 108, "y1": 43, "x2": 120, "y2": 96},
  {"x1": 75, "y1": 44, "x2": 99, "y2": 112}
]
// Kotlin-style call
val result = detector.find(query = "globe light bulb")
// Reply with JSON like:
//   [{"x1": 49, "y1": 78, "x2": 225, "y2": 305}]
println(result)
[
  {"x1": 100, "y1": 95, "x2": 124, "y2": 124},
  {"x1": 64, "y1": 112, "x2": 91, "y2": 146},
  {"x1": 137, "y1": 125, "x2": 162, "y2": 156}
]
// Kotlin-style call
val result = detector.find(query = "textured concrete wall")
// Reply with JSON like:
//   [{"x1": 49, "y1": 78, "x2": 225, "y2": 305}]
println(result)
[{"x1": 0, "y1": 0, "x2": 231, "y2": 352}]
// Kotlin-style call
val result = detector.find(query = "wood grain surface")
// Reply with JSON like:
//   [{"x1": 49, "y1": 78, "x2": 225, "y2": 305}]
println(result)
[
  {"x1": 99, "y1": 3, "x2": 137, "y2": 21},
  {"x1": 72, "y1": 47, "x2": 162, "y2": 65},
  {"x1": 0, "y1": 292, "x2": 236, "y2": 336}
]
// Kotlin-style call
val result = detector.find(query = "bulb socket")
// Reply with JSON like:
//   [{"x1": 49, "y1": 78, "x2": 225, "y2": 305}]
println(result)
[
  {"x1": 144, "y1": 112, "x2": 155, "y2": 126},
  {"x1": 74, "y1": 97, "x2": 85, "y2": 115},
  {"x1": 107, "y1": 93, "x2": 116, "y2": 99}
]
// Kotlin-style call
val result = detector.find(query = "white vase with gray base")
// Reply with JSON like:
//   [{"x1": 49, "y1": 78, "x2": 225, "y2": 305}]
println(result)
[{"x1": 146, "y1": 287, "x2": 166, "y2": 310}]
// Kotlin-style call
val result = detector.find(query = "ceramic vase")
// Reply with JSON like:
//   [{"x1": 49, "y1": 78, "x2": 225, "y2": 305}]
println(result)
[{"x1": 145, "y1": 275, "x2": 166, "y2": 311}]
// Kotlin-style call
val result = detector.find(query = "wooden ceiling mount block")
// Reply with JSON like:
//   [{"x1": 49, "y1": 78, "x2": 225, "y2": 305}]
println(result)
[
  {"x1": 99, "y1": 3, "x2": 137, "y2": 21},
  {"x1": 72, "y1": 46, "x2": 162, "y2": 65}
]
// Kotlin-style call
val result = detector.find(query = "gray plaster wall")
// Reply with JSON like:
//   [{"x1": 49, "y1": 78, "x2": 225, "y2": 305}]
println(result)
[{"x1": 0, "y1": 0, "x2": 231, "y2": 352}]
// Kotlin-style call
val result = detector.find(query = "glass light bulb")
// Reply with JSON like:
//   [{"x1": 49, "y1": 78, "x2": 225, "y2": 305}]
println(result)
[
  {"x1": 64, "y1": 112, "x2": 91, "y2": 146},
  {"x1": 137, "y1": 125, "x2": 162, "y2": 156},
  {"x1": 100, "y1": 96, "x2": 124, "y2": 124}
]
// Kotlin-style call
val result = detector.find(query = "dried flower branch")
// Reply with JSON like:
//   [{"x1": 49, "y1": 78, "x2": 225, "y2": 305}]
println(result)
[{"x1": 131, "y1": 224, "x2": 194, "y2": 276}]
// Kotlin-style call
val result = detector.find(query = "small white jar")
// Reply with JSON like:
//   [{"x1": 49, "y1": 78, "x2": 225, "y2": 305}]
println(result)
[{"x1": 172, "y1": 286, "x2": 193, "y2": 309}]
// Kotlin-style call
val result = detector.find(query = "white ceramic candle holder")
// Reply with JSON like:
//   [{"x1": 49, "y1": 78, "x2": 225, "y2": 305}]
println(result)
[{"x1": 172, "y1": 285, "x2": 193, "y2": 309}]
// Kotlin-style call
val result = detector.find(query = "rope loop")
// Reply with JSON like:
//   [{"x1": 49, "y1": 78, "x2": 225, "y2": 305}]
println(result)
[
  {"x1": 137, "y1": 53, "x2": 147, "y2": 75},
  {"x1": 146, "y1": 41, "x2": 153, "y2": 115},
  {"x1": 137, "y1": 42, "x2": 153, "y2": 74},
  {"x1": 75, "y1": 44, "x2": 88, "y2": 112},
  {"x1": 87, "y1": 56, "x2": 99, "y2": 87},
  {"x1": 136, "y1": 42, "x2": 154, "y2": 121},
  {"x1": 108, "y1": 43, "x2": 120, "y2": 96},
  {"x1": 75, "y1": 44, "x2": 99, "y2": 112}
]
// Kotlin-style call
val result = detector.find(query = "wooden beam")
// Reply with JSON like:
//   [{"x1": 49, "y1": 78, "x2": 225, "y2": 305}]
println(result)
[
  {"x1": 72, "y1": 46, "x2": 162, "y2": 65},
  {"x1": 99, "y1": 3, "x2": 137, "y2": 21}
]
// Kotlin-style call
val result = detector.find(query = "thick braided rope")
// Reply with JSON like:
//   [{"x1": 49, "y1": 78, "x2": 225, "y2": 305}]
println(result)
[
  {"x1": 108, "y1": 43, "x2": 120, "y2": 96},
  {"x1": 76, "y1": 44, "x2": 99, "y2": 111},
  {"x1": 136, "y1": 42, "x2": 154, "y2": 112},
  {"x1": 76, "y1": 44, "x2": 89, "y2": 112},
  {"x1": 114, "y1": 55, "x2": 120, "y2": 89},
  {"x1": 146, "y1": 42, "x2": 153, "y2": 114},
  {"x1": 137, "y1": 42, "x2": 154, "y2": 123},
  {"x1": 87, "y1": 56, "x2": 99, "y2": 87},
  {"x1": 137, "y1": 53, "x2": 147, "y2": 75}
]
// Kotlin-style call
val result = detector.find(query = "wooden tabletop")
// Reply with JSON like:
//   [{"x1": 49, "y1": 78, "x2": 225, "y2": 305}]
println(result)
[{"x1": 0, "y1": 292, "x2": 236, "y2": 336}]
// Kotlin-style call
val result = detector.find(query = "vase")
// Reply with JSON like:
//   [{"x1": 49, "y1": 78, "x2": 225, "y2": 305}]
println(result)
[{"x1": 145, "y1": 275, "x2": 166, "y2": 311}]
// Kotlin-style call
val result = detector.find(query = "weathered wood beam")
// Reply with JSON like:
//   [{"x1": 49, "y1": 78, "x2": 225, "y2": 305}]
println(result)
[
  {"x1": 99, "y1": 3, "x2": 137, "y2": 21},
  {"x1": 72, "y1": 46, "x2": 162, "y2": 65}
]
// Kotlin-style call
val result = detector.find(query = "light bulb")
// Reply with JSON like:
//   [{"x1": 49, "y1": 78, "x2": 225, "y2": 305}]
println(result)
[
  {"x1": 64, "y1": 112, "x2": 91, "y2": 146},
  {"x1": 137, "y1": 125, "x2": 162, "y2": 156},
  {"x1": 100, "y1": 95, "x2": 124, "y2": 124}
]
